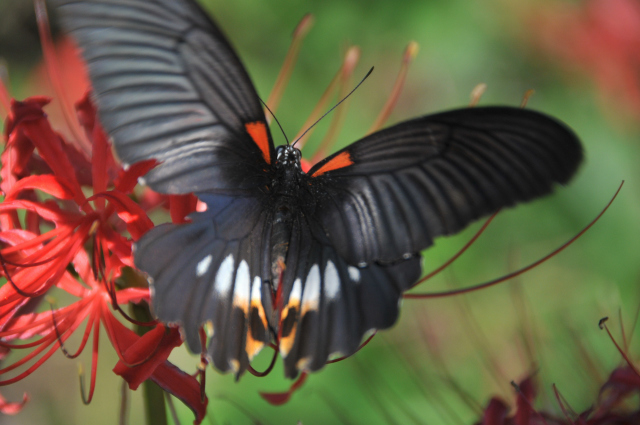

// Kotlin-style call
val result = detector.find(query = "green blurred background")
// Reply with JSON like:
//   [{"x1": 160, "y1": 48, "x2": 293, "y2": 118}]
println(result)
[{"x1": 1, "y1": 0, "x2": 640, "y2": 423}]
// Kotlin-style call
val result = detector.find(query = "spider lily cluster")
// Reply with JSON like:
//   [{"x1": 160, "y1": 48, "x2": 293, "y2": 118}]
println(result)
[{"x1": 0, "y1": 88, "x2": 209, "y2": 421}]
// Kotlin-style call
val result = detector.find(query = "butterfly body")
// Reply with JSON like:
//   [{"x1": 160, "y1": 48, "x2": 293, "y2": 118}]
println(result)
[
  {"x1": 54, "y1": 0, "x2": 584, "y2": 378},
  {"x1": 268, "y1": 146, "x2": 306, "y2": 316}
]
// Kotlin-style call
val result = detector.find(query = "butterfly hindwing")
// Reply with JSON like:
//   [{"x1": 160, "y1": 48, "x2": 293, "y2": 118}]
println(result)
[
  {"x1": 53, "y1": 0, "x2": 275, "y2": 194},
  {"x1": 134, "y1": 194, "x2": 273, "y2": 374},
  {"x1": 277, "y1": 215, "x2": 422, "y2": 378},
  {"x1": 309, "y1": 107, "x2": 583, "y2": 265}
]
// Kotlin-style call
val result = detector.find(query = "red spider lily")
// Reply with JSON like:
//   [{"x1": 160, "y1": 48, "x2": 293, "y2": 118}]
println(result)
[
  {"x1": 520, "y1": 0, "x2": 640, "y2": 124},
  {"x1": 0, "y1": 92, "x2": 208, "y2": 424},
  {"x1": 0, "y1": 244, "x2": 208, "y2": 422},
  {"x1": 0, "y1": 92, "x2": 155, "y2": 309},
  {"x1": 0, "y1": 11, "x2": 207, "y2": 418},
  {"x1": 0, "y1": 247, "x2": 148, "y2": 395}
]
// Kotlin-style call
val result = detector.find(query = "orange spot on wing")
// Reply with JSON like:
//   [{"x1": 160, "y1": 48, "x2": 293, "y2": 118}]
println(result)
[
  {"x1": 246, "y1": 299, "x2": 268, "y2": 360},
  {"x1": 245, "y1": 121, "x2": 271, "y2": 164},
  {"x1": 313, "y1": 151, "x2": 353, "y2": 177}
]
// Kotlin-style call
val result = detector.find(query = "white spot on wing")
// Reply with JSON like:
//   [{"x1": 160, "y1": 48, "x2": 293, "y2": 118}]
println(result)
[
  {"x1": 324, "y1": 260, "x2": 340, "y2": 299},
  {"x1": 214, "y1": 254, "x2": 234, "y2": 296},
  {"x1": 233, "y1": 260, "x2": 251, "y2": 307},
  {"x1": 348, "y1": 266, "x2": 361, "y2": 283},
  {"x1": 196, "y1": 255, "x2": 212, "y2": 277},
  {"x1": 328, "y1": 351, "x2": 345, "y2": 361},
  {"x1": 296, "y1": 357, "x2": 311, "y2": 371},
  {"x1": 290, "y1": 278, "x2": 302, "y2": 303},
  {"x1": 301, "y1": 264, "x2": 320, "y2": 312},
  {"x1": 250, "y1": 276, "x2": 262, "y2": 301},
  {"x1": 229, "y1": 359, "x2": 240, "y2": 373},
  {"x1": 137, "y1": 176, "x2": 146, "y2": 186}
]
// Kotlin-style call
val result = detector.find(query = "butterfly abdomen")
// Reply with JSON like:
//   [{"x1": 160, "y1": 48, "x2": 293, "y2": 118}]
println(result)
[{"x1": 270, "y1": 202, "x2": 293, "y2": 291}]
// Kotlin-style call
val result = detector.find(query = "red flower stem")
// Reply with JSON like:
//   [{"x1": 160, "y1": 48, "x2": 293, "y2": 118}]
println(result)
[
  {"x1": 105, "y1": 280, "x2": 155, "y2": 327},
  {"x1": 367, "y1": 41, "x2": 419, "y2": 134},
  {"x1": 0, "y1": 221, "x2": 90, "y2": 304},
  {"x1": 599, "y1": 317, "x2": 640, "y2": 377},
  {"x1": 552, "y1": 384, "x2": 577, "y2": 425},
  {"x1": 78, "y1": 316, "x2": 100, "y2": 405},
  {"x1": 412, "y1": 210, "x2": 498, "y2": 288},
  {"x1": 326, "y1": 332, "x2": 376, "y2": 364},
  {"x1": 0, "y1": 303, "x2": 91, "y2": 375},
  {"x1": 10, "y1": 223, "x2": 89, "y2": 298},
  {"x1": 293, "y1": 47, "x2": 357, "y2": 150},
  {"x1": 264, "y1": 14, "x2": 314, "y2": 121},
  {"x1": 310, "y1": 47, "x2": 361, "y2": 164},
  {"x1": 0, "y1": 305, "x2": 70, "y2": 339},
  {"x1": 0, "y1": 335, "x2": 64, "y2": 385},
  {"x1": 247, "y1": 345, "x2": 278, "y2": 377},
  {"x1": 52, "y1": 303, "x2": 95, "y2": 359},
  {"x1": 405, "y1": 181, "x2": 622, "y2": 299},
  {"x1": 0, "y1": 301, "x2": 92, "y2": 384}
]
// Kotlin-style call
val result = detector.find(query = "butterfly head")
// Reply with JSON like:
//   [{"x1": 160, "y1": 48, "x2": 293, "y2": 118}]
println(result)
[{"x1": 275, "y1": 145, "x2": 302, "y2": 170}]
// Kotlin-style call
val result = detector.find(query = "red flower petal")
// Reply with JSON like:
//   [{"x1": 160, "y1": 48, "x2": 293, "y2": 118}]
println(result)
[
  {"x1": 150, "y1": 362, "x2": 209, "y2": 425},
  {"x1": 9, "y1": 99, "x2": 85, "y2": 204},
  {"x1": 87, "y1": 191, "x2": 153, "y2": 240},
  {"x1": 1, "y1": 130, "x2": 35, "y2": 195},
  {"x1": 260, "y1": 371, "x2": 308, "y2": 406},
  {"x1": 115, "y1": 159, "x2": 158, "y2": 194},
  {"x1": 4, "y1": 97, "x2": 51, "y2": 138},
  {"x1": 5, "y1": 174, "x2": 77, "y2": 201},
  {"x1": 514, "y1": 376, "x2": 537, "y2": 425},
  {"x1": 0, "y1": 199, "x2": 81, "y2": 225},
  {"x1": 481, "y1": 398, "x2": 509, "y2": 425},
  {"x1": 169, "y1": 194, "x2": 198, "y2": 224},
  {"x1": 0, "y1": 392, "x2": 29, "y2": 415},
  {"x1": 113, "y1": 325, "x2": 182, "y2": 390},
  {"x1": 110, "y1": 320, "x2": 207, "y2": 424}
]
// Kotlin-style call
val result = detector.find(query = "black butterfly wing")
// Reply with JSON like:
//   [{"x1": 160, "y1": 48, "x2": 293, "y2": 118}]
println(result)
[
  {"x1": 134, "y1": 194, "x2": 274, "y2": 375},
  {"x1": 308, "y1": 107, "x2": 583, "y2": 266},
  {"x1": 53, "y1": 0, "x2": 275, "y2": 194},
  {"x1": 277, "y1": 215, "x2": 421, "y2": 378}
]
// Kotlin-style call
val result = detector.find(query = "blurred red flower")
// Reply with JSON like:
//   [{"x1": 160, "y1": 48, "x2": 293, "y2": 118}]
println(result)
[{"x1": 523, "y1": 0, "x2": 640, "y2": 124}]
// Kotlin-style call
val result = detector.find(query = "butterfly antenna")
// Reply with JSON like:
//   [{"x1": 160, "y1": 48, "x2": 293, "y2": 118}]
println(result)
[
  {"x1": 292, "y1": 66, "x2": 374, "y2": 148},
  {"x1": 260, "y1": 98, "x2": 290, "y2": 145}
]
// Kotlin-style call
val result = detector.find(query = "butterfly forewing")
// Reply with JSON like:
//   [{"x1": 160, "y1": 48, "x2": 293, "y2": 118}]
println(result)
[
  {"x1": 53, "y1": 0, "x2": 275, "y2": 194},
  {"x1": 309, "y1": 107, "x2": 583, "y2": 266}
]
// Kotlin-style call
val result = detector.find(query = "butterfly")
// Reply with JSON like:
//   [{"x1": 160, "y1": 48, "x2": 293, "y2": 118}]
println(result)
[{"x1": 54, "y1": 0, "x2": 583, "y2": 378}]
